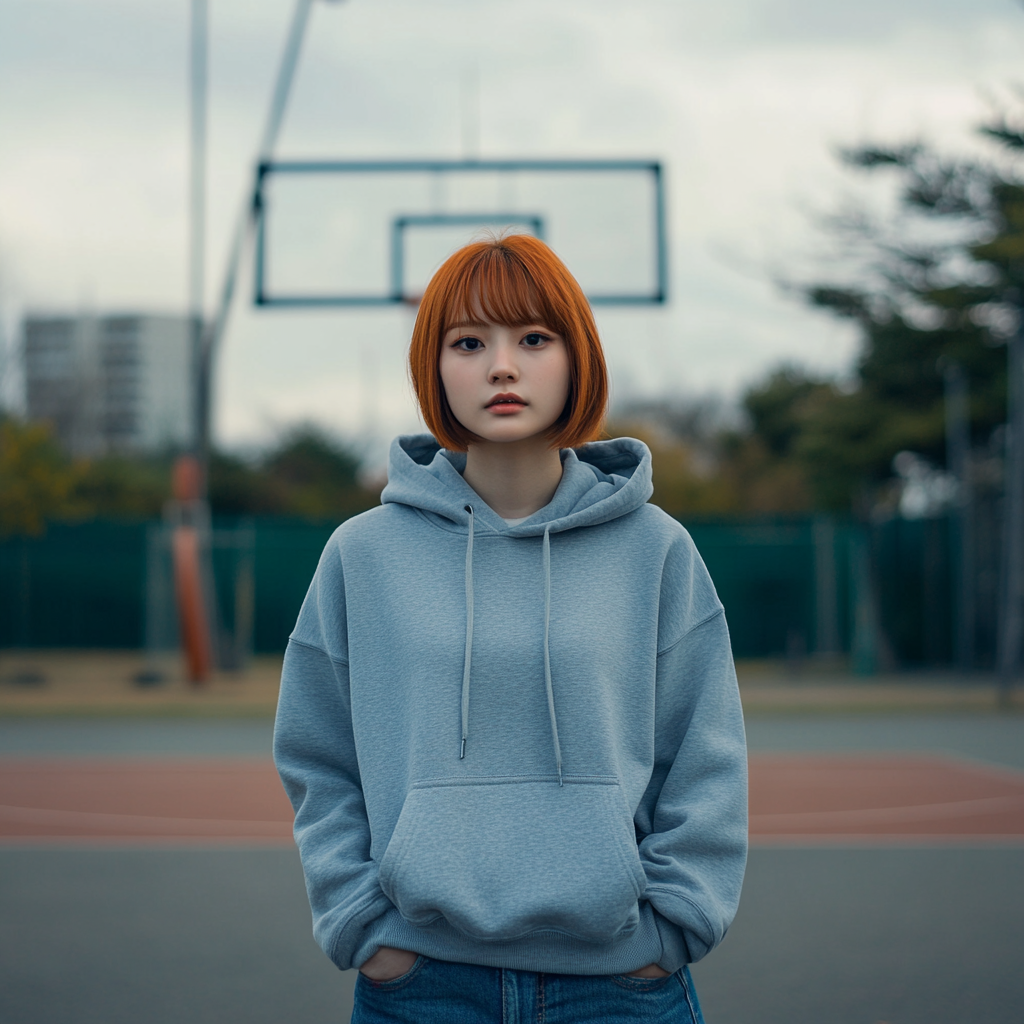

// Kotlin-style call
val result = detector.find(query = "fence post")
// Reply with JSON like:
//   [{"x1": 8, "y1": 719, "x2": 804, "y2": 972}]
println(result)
[
  {"x1": 850, "y1": 531, "x2": 879, "y2": 676},
  {"x1": 997, "y1": 330, "x2": 1024, "y2": 702},
  {"x1": 944, "y1": 362, "x2": 975, "y2": 672},
  {"x1": 143, "y1": 523, "x2": 178, "y2": 682},
  {"x1": 813, "y1": 516, "x2": 840, "y2": 657},
  {"x1": 18, "y1": 537, "x2": 31, "y2": 647}
]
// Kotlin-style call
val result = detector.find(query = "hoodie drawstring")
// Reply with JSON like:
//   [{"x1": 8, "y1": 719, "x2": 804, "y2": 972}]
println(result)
[
  {"x1": 459, "y1": 508, "x2": 562, "y2": 786},
  {"x1": 460, "y1": 505, "x2": 474, "y2": 760},
  {"x1": 542, "y1": 525, "x2": 564, "y2": 787}
]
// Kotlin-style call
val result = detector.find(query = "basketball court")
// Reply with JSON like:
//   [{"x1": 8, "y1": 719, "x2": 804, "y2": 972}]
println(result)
[
  {"x1": 2, "y1": 750, "x2": 1022, "y2": 846},
  {"x1": 1, "y1": 711, "x2": 1021, "y2": 1023}
]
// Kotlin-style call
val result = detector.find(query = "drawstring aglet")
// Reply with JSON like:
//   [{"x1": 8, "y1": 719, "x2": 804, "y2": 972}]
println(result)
[{"x1": 460, "y1": 737, "x2": 466, "y2": 759}]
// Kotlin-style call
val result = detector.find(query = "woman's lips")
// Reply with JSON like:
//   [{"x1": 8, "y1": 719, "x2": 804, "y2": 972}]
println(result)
[{"x1": 486, "y1": 393, "x2": 526, "y2": 413}]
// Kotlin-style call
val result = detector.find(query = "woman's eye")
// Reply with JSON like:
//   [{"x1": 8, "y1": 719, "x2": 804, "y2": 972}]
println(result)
[
  {"x1": 455, "y1": 336, "x2": 482, "y2": 351},
  {"x1": 523, "y1": 333, "x2": 548, "y2": 347}
]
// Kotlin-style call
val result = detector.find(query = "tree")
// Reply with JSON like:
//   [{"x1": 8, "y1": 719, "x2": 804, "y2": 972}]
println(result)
[
  {"x1": 625, "y1": 108, "x2": 1024, "y2": 520},
  {"x1": 607, "y1": 388, "x2": 817, "y2": 517},
  {"x1": 788, "y1": 113, "x2": 1023, "y2": 511},
  {"x1": 0, "y1": 412, "x2": 380, "y2": 530},
  {"x1": 71, "y1": 454, "x2": 171, "y2": 519},
  {"x1": 208, "y1": 425, "x2": 376, "y2": 519},
  {"x1": 0, "y1": 417, "x2": 77, "y2": 536}
]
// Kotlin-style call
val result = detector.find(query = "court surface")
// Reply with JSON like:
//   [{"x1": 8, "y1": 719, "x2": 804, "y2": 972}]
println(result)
[{"x1": 1, "y1": 713, "x2": 1022, "y2": 1023}]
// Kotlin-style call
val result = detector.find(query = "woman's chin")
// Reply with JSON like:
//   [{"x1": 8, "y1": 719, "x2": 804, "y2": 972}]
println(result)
[{"x1": 471, "y1": 425, "x2": 551, "y2": 447}]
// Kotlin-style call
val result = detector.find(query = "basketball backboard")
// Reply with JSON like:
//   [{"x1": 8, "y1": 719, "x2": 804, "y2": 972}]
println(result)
[{"x1": 252, "y1": 159, "x2": 667, "y2": 307}]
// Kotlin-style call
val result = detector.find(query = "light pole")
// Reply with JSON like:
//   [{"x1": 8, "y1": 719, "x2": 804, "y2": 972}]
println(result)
[
  {"x1": 176, "y1": 0, "x2": 342, "y2": 682},
  {"x1": 194, "y1": 0, "x2": 345, "y2": 486},
  {"x1": 189, "y1": 0, "x2": 207, "y2": 463}
]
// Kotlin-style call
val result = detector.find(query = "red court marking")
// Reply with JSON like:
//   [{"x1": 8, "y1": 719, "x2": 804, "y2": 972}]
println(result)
[
  {"x1": 748, "y1": 754, "x2": 1024, "y2": 845},
  {"x1": 0, "y1": 755, "x2": 1021, "y2": 847},
  {"x1": 0, "y1": 759, "x2": 294, "y2": 845}
]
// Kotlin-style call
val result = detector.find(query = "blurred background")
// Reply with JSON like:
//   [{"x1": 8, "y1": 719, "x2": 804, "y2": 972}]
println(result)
[{"x1": 1, "y1": 2, "x2": 1023, "y2": 1023}]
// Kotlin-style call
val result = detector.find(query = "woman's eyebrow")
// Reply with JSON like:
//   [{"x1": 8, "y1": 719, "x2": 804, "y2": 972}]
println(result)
[
  {"x1": 446, "y1": 320, "x2": 489, "y2": 332},
  {"x1": 445, "y1": 319, "x2": 553, "y2": 332}
]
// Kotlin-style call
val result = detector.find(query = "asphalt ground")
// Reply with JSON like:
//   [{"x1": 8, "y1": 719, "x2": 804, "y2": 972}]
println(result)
[
  {"x1": 2, "y1": 712, "x2": 1022, "y2": 766},
  {"x1": 1, "y1": 713, "x2": 1022, "y2": 1024}
]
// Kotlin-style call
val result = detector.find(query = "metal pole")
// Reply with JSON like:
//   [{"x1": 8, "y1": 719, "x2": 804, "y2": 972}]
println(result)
[
  {"x1": 997, "y1": 328, "x2": 1024, "y2": 702},
  {"x1": 850, "y1": 530, "x2": 879, "y2": 676},
  {"x1": 944, "y1": 362, "x2": 974, "y2": 672},
  {"x1": 257, "y1": 0, "x2": 318, "y2": 163},
  {"x1": 189, "y1": 0, "x2": 207, "y2": 458},
  {"x1": 813, "y1": 516, "x2": 839, "y2": 657},
  {"x1": 196, "y1": 0, "x2": 331, "y2": 483}
]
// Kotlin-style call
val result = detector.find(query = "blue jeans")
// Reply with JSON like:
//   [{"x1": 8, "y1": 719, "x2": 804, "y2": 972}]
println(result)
[{"x1": 351, "y1": 957, "x2": 706, "y2": 1023}]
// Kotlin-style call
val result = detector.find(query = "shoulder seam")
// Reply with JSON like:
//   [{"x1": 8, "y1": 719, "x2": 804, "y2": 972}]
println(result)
[
  {"x1": 656, "y1": 606, "x2": 725, "y2": 658},
  {"x1": 287, "y1": 636, "x2": 349, "y2": 667}
]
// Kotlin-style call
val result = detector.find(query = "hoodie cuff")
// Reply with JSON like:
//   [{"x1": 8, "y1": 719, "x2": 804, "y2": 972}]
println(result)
[
  {"x1": 326, "y1": 892, "x2": 395, "y2": 971},
  {"x1": 651, "y1": 906, "x2": 693, "y2": 973}
]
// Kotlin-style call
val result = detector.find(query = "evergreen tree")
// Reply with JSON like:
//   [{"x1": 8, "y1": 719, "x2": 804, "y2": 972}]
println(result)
[{"x1": 783, "y1": 114, "x2": 1023, "y2": 511}]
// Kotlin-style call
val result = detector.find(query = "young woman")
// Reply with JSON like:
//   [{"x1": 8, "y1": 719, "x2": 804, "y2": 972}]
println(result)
[{"x1": 274, "y1": 234, "x2": 747, "y2": 1023}]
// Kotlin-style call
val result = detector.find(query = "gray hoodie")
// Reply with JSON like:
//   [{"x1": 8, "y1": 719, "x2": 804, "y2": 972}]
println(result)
[{"x1": 274, "y1": 434, "x2": 747, "y2": 976}]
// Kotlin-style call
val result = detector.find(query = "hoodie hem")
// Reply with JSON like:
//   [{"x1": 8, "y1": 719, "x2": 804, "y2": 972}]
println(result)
[{"x1": 361, "y1": 903, "x2": 672, "y2": 976}]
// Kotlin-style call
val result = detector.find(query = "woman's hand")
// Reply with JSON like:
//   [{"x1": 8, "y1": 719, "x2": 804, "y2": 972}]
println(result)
[
  {"x1": 359, "y1": 946, "x2": 418, "y2": 981},
  {"x1": 626, "y1": 963, "x2": 671, "y2": 978}
]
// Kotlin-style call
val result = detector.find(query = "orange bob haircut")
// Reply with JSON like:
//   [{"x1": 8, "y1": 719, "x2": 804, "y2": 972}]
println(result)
[{"x1": 409, "y1": 233, "x2": 609, "y2": 452}]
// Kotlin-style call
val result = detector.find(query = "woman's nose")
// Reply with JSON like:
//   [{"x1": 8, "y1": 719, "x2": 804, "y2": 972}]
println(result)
[
  {"x1": 488, "y1": 336, "x2": 519, "y2": 383},
  {"x1": 489, "y1": 362, "x2": 518, "y2": 383}
]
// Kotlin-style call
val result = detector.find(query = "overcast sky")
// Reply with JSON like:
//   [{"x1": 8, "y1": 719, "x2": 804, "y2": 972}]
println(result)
[{"x1": 1, "y1": 0, "x2": 1022, "y2": 458}]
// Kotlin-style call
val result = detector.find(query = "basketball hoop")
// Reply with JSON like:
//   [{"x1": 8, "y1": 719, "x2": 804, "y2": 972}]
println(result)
[{"x1": 252, "y1": 159, "x2": 667, "y2": 309}]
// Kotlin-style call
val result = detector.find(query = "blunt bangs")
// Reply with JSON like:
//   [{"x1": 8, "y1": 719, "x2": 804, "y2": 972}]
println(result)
[
  {"x1": 409, "y1": 234, "x2": 608, "y2": 452},
  {"x1": 450, "y1": 250, "x2": 552, "y2": 335}
]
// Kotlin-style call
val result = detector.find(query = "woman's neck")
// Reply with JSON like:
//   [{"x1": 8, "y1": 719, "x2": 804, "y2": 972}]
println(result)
[{"x1": 461, "y1": 437, "x2": 564, "y2": 520}]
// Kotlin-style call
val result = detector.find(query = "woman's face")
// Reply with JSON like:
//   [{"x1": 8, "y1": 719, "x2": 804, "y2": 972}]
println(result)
[{"x1": 439, "y1": 315, "x2": 571, "y2": 447}]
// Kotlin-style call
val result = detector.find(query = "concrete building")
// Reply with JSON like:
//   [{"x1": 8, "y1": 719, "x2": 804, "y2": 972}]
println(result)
[{"x1": 23, "y1": 314, "x2": 195, "y2": 457}]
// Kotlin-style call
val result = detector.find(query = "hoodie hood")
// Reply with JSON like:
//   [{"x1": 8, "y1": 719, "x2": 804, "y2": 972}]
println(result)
[
  {"x1": 380, "y1": 433, "x2": 654, "y2": 534},
  {"x1": 380, "y1": 433, "x2": 655, "y2": 785}
]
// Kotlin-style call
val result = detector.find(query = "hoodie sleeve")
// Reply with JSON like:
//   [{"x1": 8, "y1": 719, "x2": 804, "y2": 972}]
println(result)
[
  {"x1": 636, "y1": 529, "x2": 748, "y2": 969},
  {"x1": 273, "y1": 531, "x2": 393, "y2": 971}
]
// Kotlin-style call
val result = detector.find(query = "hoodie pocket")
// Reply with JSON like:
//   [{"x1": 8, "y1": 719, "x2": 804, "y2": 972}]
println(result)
[{"x1": 377, "y1": 777, "x2": 645, "y2": 944}]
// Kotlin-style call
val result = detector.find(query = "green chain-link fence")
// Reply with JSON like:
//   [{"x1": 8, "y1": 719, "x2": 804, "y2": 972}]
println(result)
[{"x1": 0, "y1": 514, "x2": 967, "y2": 665}]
